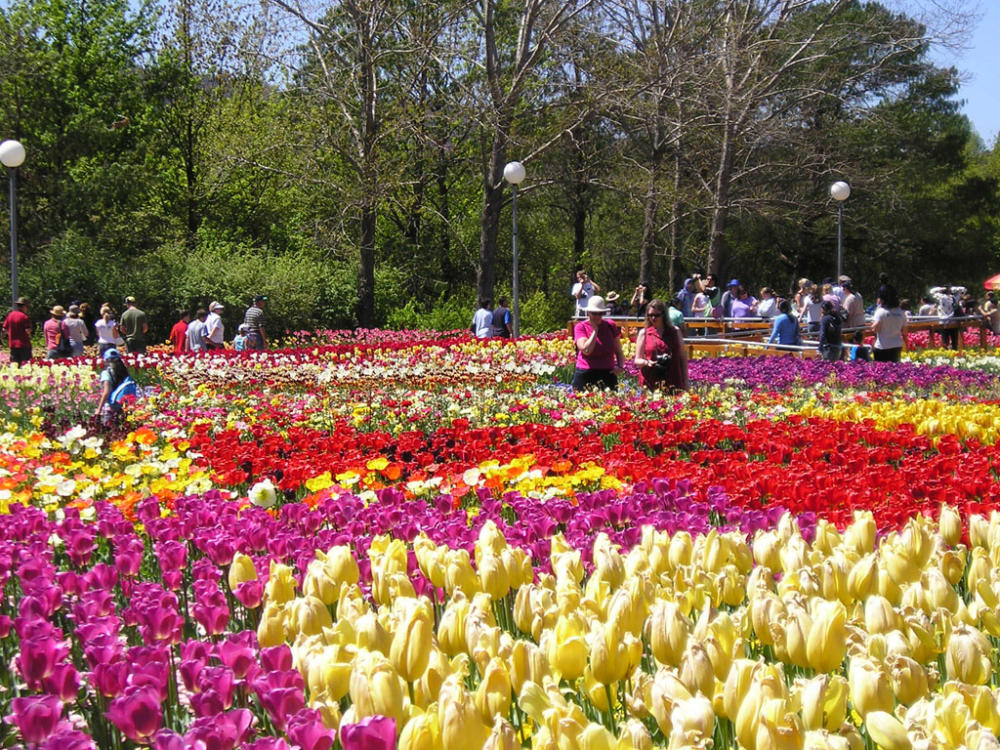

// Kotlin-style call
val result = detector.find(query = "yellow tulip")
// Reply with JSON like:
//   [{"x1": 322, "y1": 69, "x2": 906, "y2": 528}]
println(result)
[
  {"x1": 649, "y1": 670, "x2": 694, "y2": 736},
  {"x1": 865, "y1": 711, "x2": 911, "y2": 750},
  {"x1": 302, "y1": 558, "x2": 340, "y2": 605},
  {"x1": 444, "y1": 548, "x2": 480, "y2": 597},
  {"x1": 319, "y1": 545, "x2": 360, "y2": 591},
  {"x1": 257, "y1": 602, "x2": 287, "y2": 647},
  {"x1": 752, "y1": 530, "x2": 782, "y2": 572},
  {"x1": 755, "y1": 698, "x2": 804, "y2": 750},
  {"x1": 265, "y1": 561, "x2": 298, "y2": 604},
  {"x1": 590, "y1": 621, "x2": 641, "y2": 686},
  {"x1": 620, "y1": 718, "x2": 653, "y2": 750},
  {"x1": 437, "y1": 593, "x2": 469, "y2": 657},
  {"x1": 508, "y1": 639, "x2": 549, "y2": 695},
  {"x1": 848, "y1": 657, "x2": 893, "y2": 717},
  {"x1": 668, "y1": 695, "x2": 715, "y2": 750},
  {"x1": 398, "y1": 709, "x2": 442, "y2": 750},
  {"x1": 438, "y1": 676, "x2": 490, "y2": 750},
  {"x1": 415, "y1": 650, "x2": 468, "y2": 709},
  {"x1": 797, "y1": 674, "x2": 848, "y2": 732},
  {"x1": 545, "y1": 613, "x2": 588, "y2": 681},
  {"x1": 806, "y1": 600, "x2": 847, "y2": 674},
  {"x1": 843, "y1": 511, "x2": 876, "y2": 555},
  {"x1": 863, "y1": 595, "x2": 900, "y2": 635},
  {"x1": 228, "y1": 552, "x2": 257, "y2": 592},
  {"x1": 939, "y1": 504, "x2": 962, "y2": 547},
  {"x1": 678, "y1": 641, "x2": 715, "y2": 698},
  {"x1": 722, "y1": 659, "x2": 760, "y2": 721},
  {"x1": 802, "y1": 729, "x2": 851, "y2": 750},
  {"x1": 887, "y1": 655, "x2": 928, "y2": 706},
  {"x1": 668, "y1": 531, "x2": 694, "y2": 570},
  {"x1": 348, "y1": 649, "x2": 407, "y2": 728},
  {"x1": 648, "y1": 601, "x2": 690, "y2": 667},
  {"x1": 390, "y1": 598, "x2": 434, "y2": 683},
  {"x1": 946, "y1": 624, "x2": 992, "y2": 685},
  {"x1": 482, "y1": 716, "x2": 519, "y2": 750},
  {"x1": 847, "y1": 554, "x2": 879, "y2": 600},
  {"x1": 474, "y1": 657, "x2": 512, "y2": 722},
  {"x1": 304, "y1": 644, "x2": 353, "y2": 702},
  {"x1": 478, "y1": 555, "x2": 510, "y2": 600}
]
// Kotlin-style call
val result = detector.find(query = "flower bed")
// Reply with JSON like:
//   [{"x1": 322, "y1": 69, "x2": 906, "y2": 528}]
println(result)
[{"x1": 2, "y1": 332, "x2": 1000, "y2": 749}]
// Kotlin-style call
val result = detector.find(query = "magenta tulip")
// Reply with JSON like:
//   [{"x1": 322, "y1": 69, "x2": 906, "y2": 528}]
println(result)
[
  {"x1": 287, "y1": 708, "x2": 336, "y2": 750},
  {"x1": 17, "y1": 637, "x2": 68, "y2": 690},
  {"x1": 5, "y1": 695, "x2": 64, "y2": 744},
  {"x1": 106, "y1": 686, "x2": 163, "y2": 743},
  {"x1": 339, "y1": 715, "x2": 396, "y2": 750}
]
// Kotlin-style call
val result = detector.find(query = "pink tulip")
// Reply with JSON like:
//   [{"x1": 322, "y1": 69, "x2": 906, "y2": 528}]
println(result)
[
  {"x1": 5, "y1": 695, "x2": 64, "y2": 744},
  {"x1": 339, "y1": 715, "x2": 396, "y2": 750},
  {"x1": 43, "y1": 663, "x2": 80, "y2": 701},
  {"x1": 184, "y1": 709, "x2": 253, "y2": 750},
  {"x1": 234, "y1": 579, "x2": 263, "y2": 608},
  {"x1": 84, "y1": 563, "x2": 118, "y2": 591},
  {"x1": 39, "y1": 728, "x2": 96, "y2": 749},
  {"x1": 256, "y1": 687, "x2": 305, "y2": 731},
  {"x1": 106, "y1": 686, "x2": 163, "y2": 744},
  {"x1": 260, "y1": 645, "x2": 293, "y2": 673},
  {"x1": 91, "y1": 661, "x2": 129, "y2": 698},
  {"x1": 17, "y1": 636, "x2": 68, "y2": 690},
  {"x1": 287, "y1": 708, "x2": 336, "y2": 750},
  {"x1": 217, "y1": 633, "x2": 258, "y2": 679}
]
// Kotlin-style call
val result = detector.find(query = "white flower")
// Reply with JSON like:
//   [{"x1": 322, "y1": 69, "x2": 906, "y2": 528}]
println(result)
[{"x1": 248, "y1": 478, "x2": 277, "y2": 509}]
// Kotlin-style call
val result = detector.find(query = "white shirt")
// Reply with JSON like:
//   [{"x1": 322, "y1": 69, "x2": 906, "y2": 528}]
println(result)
[
  {"x1": 572, "y1": 281, "x2": 595, "y2": 315},
  {"x1": 205, "y1": 311, "x2": 224, "y2": 344},
  {"x1": 873, "y1": 306, "x2": 906, "y2": 349},
  {"x1": 756, "y1": 297, "x2": 778, "y2": 319},
  {"x1": 95, "y1": 317, "x2": 119, "y2": 345},
  {"x1": 187, "y1": 319, "x2": 207, "y2": 351},
  {"x1": 472, "y1": 308, "x2": 493, "y2": 338}
]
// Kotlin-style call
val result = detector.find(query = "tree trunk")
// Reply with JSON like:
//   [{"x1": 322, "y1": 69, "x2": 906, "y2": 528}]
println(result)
[
  {"x1": 477, "y1": 133, "x2": 506, "y2": 303},
  {"x1": 639, "y1": 174, "x2": 657, "y2": 287},
  {"x1": 707, "y1": 112, "x2": 735, "y2": 277},
  {"x1": 358, "y1": 203, "x2": 376, "y2": 327}
]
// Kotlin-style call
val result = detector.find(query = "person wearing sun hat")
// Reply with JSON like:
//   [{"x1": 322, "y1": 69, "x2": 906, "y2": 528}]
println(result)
[
  {"x1": 93, "y1": 348, "x2": 137, "y2": 425},
  {"x1": 2, "y1": 297, "x2": 32, "y2": 365},
  {"x1": 571, "y1": 295, "x2": 625, "y2": 391},
  {"x1": 205, "y1": 301, "x2": 225, "y2": 350}
]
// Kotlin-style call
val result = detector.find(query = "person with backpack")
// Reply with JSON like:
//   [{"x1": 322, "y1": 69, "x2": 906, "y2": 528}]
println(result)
[{"x1": 93, "y1": 349, "x2": 138, "y2": 425}]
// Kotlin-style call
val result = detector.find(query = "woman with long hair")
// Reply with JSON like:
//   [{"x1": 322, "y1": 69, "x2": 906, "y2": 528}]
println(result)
[{"x1": 634, "y1": 298, "x2": 688, "y2": 392}]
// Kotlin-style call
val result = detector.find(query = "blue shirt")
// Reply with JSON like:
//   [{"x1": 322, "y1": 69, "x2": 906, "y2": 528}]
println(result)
[{"x1": 767, "y1": 313, "x2": 800, "y2": 345}]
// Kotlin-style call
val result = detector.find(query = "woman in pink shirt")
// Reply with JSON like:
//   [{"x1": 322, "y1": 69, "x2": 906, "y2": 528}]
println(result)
[{"x1": 571, "y1": 296, "x2": 624, "y2": 390}]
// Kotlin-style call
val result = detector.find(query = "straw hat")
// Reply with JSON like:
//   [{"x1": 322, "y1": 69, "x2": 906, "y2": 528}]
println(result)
[
  {"x1": 50, "y1": 305, "x2": 66, "y2": 318},
  {"x1": 582, "y1": 296, "x2": 609, "y2": 313}
]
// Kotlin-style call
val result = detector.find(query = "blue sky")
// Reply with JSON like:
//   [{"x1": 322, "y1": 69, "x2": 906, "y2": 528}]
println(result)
[{"x1": 936, "y1": 3, "x2": 1000, "y2": 147}]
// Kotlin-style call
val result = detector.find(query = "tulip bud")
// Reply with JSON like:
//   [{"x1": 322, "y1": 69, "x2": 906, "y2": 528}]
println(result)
[
  {"x1": 803, "y1": 729, "x2": 852, "y2": 750},
  {"x1": 750, "y1": 594, "x2": 785, "y2": 646},
  {"x1": 798, "y1": 675, "x2": 848, "y2": 732},
  {"x1": 887, "y1": 655, "x2": 928, "y2": 706},
  {"x1": 722, "y1": 659, "x2": 759, "y2": 721},
  {"x1": 848, "y1": 657, "x2": 893, "y2": 717},
  {"x1": 482, "y1": 716, "x2": 518, "y2": 750},
  {"x1": 668, "y1": 531, "x2": 693, "y2": 570},
  {"x1": 257, "y1": 602, "x2": 287, "y2": 647},
  {"x1": 478, "y1": 555, "x2": 510, "y2": 600},
  {"x1": 735, "y1": 665, "x2": 787, "y2": 749},
  {"x1": 348, "y1": 649, "x2": 407, "y2": 728},
  {"x1": 649, "y1": 670, "x2": 694, "y2": 736},
  {"x1": 437, "y1": 593, "x2": 469, "y2": 658},
  {"x1": 438, "y1": 676, "x2": 490, "y2": 750},
  {"x1": 228, "y1": 553, "x2": 258, "y2": 592},
  {"x1": 305, "y1": 644, "x2": 353, "y2": 702},
  {"x1": 940, "y1": 548, "x2": 966, "y2": 586},
  {"x1": 390, "y1": 598, "x2": 434, "y2": 683},
  {"x1": 752, "y1": 531, "x2": 782, "y2": 572},
  {"x1": 844, "y1": 511, "x2": 876, "y2": 554},
  {"x1": 847, "y1": 554, "x2": 878, "y2": 601},
  {"x1": 398, "y1": 708, "x2": 441, "y2": 750},
  {"x1": 968, "y1": 514, "x2": 990, "y2": 549},
  {"x1": 946, "y1": 624, "x2": 992, "y2": 685},
  {"x1": 755, "y1": 697, "x2": 804, "y2": 750},
  {"x1": 865, "y1": 711, "x2": 911, "y2": 750},
  {"x1": 863, "y1": 595, "x2": 900, "y2": 635},
  {"x1": 590, "y1": 622, "x2": 642, "y2": 686},
  {"x1": 939, "y1": 505, "x2": 962, "y2": 547},
  {"x1": 265, "y1": 562, "x2": 298, "y2": 604},
  {"x1": 648, "y1": 601, "x2": 690, "y2": 667},
  {"x1": 474, "y1": 657, "x2": 512, "y2": 722},
  {"x1": 444, "y1": 548, "x2": 480, "y2": 597},
  {"x1": 669, "y1": 695, "x2": 715, "y2": 749},
  {"x1": 806, "y1": 600, "x2": 847, "y2": 674},
  {"x1": 678, "y1": 641, "x2": 715, "y2": 698},
  {"x1": 545, "y1": 613, "x2": 588, "y2": 681},
  {"x1": 303, "y1": 558, "x2": 340, "y2": 605},
  {"x1": 508, "y1": 639, "x2": 548, "y2": 695}
]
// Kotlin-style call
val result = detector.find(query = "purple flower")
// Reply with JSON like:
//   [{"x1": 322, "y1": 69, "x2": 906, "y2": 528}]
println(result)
[
  {"x1": 287, "y1": 707, "x2": 335, "y2": 750},
  {"x1": 106, "y1": 686, "x2": 163, "y2": 744},
  {"x1": 4, "y1": 695, "x2": 64, "y2": 744},
  {"x1": 339, "y1": 715, "x2": 396, "y2": 750}
]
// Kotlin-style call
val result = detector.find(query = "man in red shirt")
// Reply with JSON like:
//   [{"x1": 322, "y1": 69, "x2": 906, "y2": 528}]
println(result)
[
  {"x1": 2, "y1": 297, "x2": 33, "y2": 365},
  {"x1": 169, "y1": 310, "x2": 190, "y2": 355}
]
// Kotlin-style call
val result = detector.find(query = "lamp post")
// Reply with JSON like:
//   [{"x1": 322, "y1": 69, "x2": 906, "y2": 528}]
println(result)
[
  {"x1": 829, "y1": 180, "x2": 850, "y2": 281},
  {"x1": 0, "y1": 140, "x2": 26, "y2": 306},
  {"x1": 503, "y1": 160, "x2": 526, "y2": 337}
]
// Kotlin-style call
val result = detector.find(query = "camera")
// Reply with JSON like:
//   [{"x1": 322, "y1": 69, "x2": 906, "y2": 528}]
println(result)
[{"x1": 654, "y1": 352, "x2": 672, "y2": 370}]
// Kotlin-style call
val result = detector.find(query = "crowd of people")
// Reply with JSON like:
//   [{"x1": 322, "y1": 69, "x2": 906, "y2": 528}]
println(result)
[{"x1": 1, "y1": 294, "x2": 270, "y2": 365}]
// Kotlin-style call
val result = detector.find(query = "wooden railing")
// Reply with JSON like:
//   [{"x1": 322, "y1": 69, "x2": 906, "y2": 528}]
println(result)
[{"x1": 566, "y1": 314, "x2": 992, "y2": 357}]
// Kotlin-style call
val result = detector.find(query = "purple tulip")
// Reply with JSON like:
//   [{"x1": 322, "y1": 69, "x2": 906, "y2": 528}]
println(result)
[
  {"x1": 39, "y1": 728, "x2": 96, "y2": 750},
  {"x1": 256, "y1": 686, "x2": 305, "y2": 731},
  {"x1": 242, "y1": 740, "x2": 293, "y2": 750},
  {"x1": 43, "y1": 663, "x2": 81, "y2": 701},
  {"x1": 17, "y1": 636, "x2": 68, "y2": 690},
  {"x1": 106, "y1": 686, "x2": 163, "y2": 744},
  {"x1": 4, "y1": 695, "x2": 64, "y2": 744},
  {"x1": 339, "y1": 715, "x2": 396, "y2": 750},
  {"x1": 152, "y1": 729, "x2": 186, "y2": 750},
  {"x1": 233, "y1": 579, "x2": 263, "y2": 608},
  {"x1": 155, "y1": 540, "x2": 187, "y2": 572},
  {"x1": 259, "y1": 645, "x2": 293, "y2": 673},
  {"x1": 184, "y1": 709, "x2": 253, "y2": 750},
  {"x1": 91, "y1": 660, "x2": 129, "y2": 698},
  {"x1": 217, "y1": 633, "x2": 258, "y2": 679},
  {"x1": 286, "y1": 707, "x2": 336, "y2": 750}
]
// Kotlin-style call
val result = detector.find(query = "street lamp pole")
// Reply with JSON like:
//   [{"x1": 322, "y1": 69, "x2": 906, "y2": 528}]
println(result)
[
  {"x1": 0, "y1": 140, "x2": 26, "y2": 306},
  {"x1": 829, "y1": 180, "x2": 850, "y2": 281},
  {"x1": 503, "y1": 161, "x2": 526, "y2": 337}
]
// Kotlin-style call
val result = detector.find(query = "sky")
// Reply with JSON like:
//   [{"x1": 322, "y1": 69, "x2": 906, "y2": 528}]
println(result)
[{"x1": 934, "y1": 2, "x2": 1000, "y2": 147}]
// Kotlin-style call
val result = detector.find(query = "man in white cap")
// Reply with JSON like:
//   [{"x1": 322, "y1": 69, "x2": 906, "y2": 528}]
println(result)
[{"x1": 205, "y1": 301, "x2": 225, "y2": 350}]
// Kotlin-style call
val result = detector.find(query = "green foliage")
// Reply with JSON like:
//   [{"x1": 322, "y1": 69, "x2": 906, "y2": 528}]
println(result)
[{"x1": 384, "y1": 292, "x2": 471, "y2": 333}]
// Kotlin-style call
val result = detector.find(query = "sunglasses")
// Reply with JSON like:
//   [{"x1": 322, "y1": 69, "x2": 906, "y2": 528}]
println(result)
[{"x1": 646, "y1": 312, "x2": 662, "y2": 318}]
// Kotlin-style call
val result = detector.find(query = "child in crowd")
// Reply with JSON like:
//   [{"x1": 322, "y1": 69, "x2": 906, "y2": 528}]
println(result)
[{"x1": 234, "y1": 324, "x2": 249, "y2": 351}]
